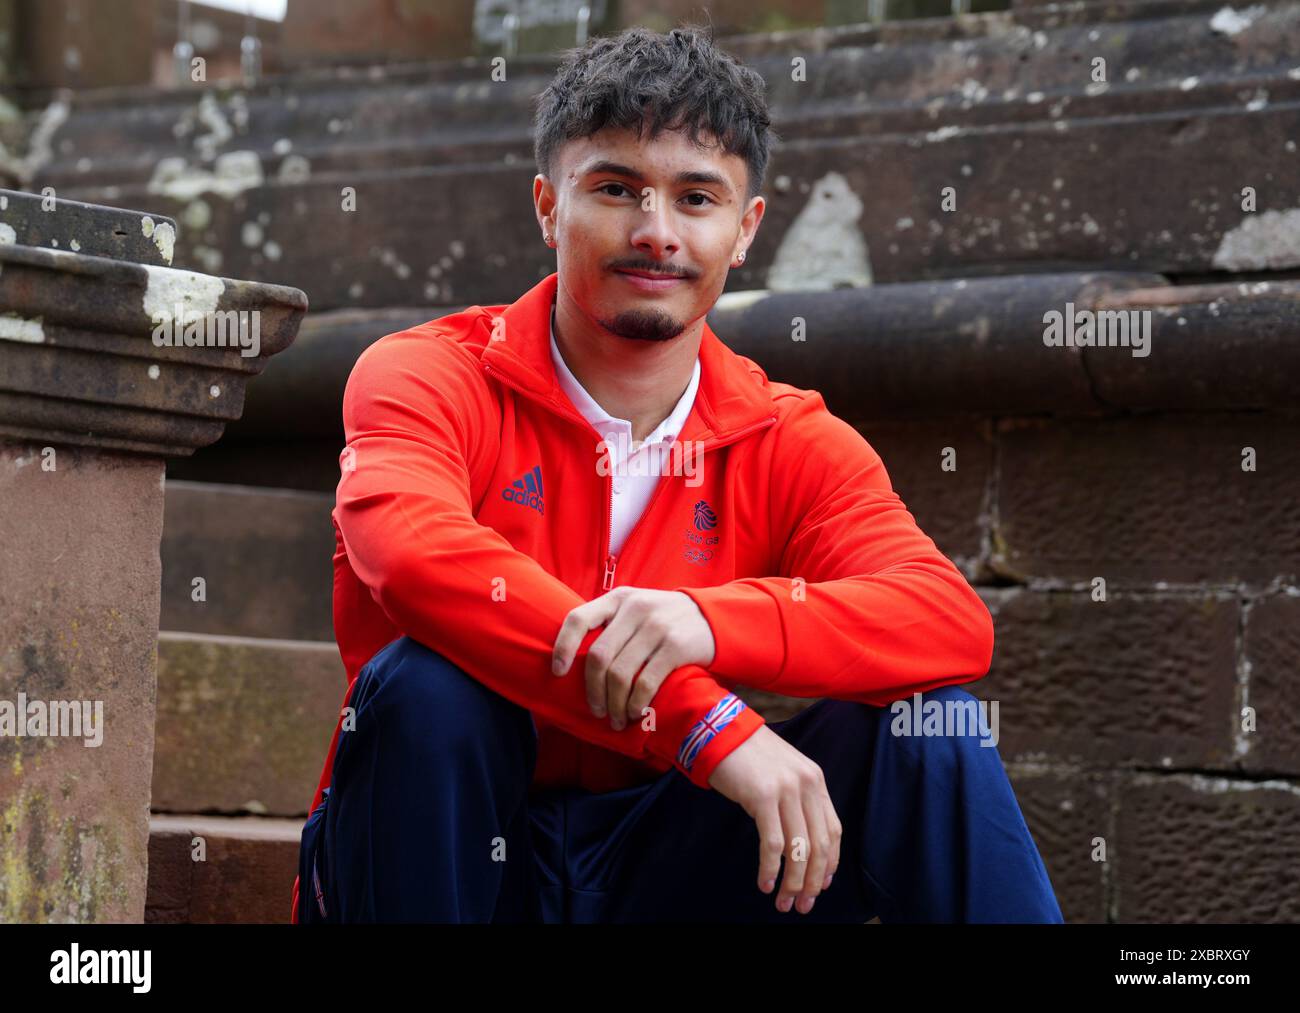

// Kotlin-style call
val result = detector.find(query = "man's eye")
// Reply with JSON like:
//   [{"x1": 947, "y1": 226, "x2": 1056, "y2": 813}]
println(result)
[
  {"x1": 599, "y1": 183, "x2": 633, "y2": 198},
  {"x1": 683, "y1": 193, "x2": 715, "y2": 207}
]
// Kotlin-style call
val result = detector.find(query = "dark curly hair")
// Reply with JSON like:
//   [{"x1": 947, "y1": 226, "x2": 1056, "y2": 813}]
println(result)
[{"x1": 533, "y1": 24, "x2": 776, "y2": 202}]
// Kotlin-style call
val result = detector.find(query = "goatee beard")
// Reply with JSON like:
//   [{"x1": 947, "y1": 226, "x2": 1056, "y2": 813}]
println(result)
[{"x1": 599, "y1": 308, "x2": 686, "y2": 342}]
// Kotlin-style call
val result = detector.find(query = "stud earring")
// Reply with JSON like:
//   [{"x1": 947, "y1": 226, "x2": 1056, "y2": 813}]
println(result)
[
  {"x1": 544, "y1": 232, "x2": 553, "y2": 244},
  {"x1": 736, "y1": 250, "x2": 746, "y2": 264}
]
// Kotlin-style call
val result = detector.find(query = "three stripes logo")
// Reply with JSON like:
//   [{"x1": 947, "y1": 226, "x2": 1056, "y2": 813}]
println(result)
[{"x1": 502, "y1": 464, "x2": 545, "y2": 515}]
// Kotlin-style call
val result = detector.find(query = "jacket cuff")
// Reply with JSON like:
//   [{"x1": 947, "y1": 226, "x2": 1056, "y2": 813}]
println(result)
[
  {"x1": 674, "y1": 693, "x2": 765, "y2": 789},
  {"x1": 677, "y1": 582, "x2": 786, "y2": 687}
]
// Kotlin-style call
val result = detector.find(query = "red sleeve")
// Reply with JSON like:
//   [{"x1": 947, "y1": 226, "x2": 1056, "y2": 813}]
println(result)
[
  {"x1": 677, "y1": 390, "x2": 994, "y2": 706},
  {"x1": 336, "y1": 328, "x2": 763, "y2": 789}
]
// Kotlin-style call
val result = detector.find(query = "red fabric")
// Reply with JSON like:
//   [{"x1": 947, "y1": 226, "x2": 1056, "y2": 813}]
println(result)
[{"x1": 289, "y1": 271, "x2": 993, "y2": 921}]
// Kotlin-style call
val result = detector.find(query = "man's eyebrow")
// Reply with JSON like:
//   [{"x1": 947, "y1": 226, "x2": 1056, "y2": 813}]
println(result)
[{"x1": 581, "y1": 159, "x2": 733, "y2": 191}]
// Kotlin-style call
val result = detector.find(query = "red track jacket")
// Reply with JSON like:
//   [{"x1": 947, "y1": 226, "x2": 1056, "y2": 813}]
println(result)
[{"x1": 290, "y1": 270, "x2": 994, "y2": 921}]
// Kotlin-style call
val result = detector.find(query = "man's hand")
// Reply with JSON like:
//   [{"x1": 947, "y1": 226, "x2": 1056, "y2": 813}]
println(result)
[
  {"x1": 551, "y1": 586, "x2": 716, "y2": 731},
  {"x1": 708, "y1": 726, "x2": 842, "y2": 916}
]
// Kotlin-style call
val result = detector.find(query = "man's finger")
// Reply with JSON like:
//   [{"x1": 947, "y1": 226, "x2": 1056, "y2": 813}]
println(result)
[
  {"x1": 585, "y1": 603, "x2": 640, "y2": 718},
  {"x1": 754, "y1": 800, "x2": 784, "y2": 895},
  {"x1": 776, "y1": 793, "x2": 809, "y2": 913},
  {"x1": 551, "y1": 592, "x2": 621, "y2": 676},
  {"x1": 604, "y1": 625, "x2": 660, "y2": 730},
  {"x1": 625, "y1": 643, "x2": 675, "y2": 725},
  {"x1": 822, "y1": 795, "x2": 843, "y2": 890},
  {"x1": 797, "y1": 792, "x2": 830, "y2": 914}
]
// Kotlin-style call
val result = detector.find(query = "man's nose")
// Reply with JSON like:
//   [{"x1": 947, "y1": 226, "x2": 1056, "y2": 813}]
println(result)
[{"x1": 629, "y1": 191, "x2": 681, "y2": 259}]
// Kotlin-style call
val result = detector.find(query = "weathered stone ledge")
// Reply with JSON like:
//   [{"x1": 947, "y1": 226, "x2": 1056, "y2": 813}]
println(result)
[
  {"x1": 215, "y1": 270, "x2": 1299, "y2": 443},
  {"x1": 0, "y1": 240, "x2": 307, "y2": 456}
]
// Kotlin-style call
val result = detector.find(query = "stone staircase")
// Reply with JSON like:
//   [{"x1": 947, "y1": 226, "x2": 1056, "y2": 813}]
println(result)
[{"x1": 148, "y1": 480, "x2": 339, "y2": 923}]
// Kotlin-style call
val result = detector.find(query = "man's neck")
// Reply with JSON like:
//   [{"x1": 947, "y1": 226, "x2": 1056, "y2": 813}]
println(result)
[{"x1": 552, "y1": 288, "x2": 701, "y2": 445}]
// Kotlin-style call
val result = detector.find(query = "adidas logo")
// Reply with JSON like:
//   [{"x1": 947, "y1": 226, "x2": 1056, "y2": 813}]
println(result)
[{"x1": 502, "y1": 465, "x2": 545, "y2": 515}]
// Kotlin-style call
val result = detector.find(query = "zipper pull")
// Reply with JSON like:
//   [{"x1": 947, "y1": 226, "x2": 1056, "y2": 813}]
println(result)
[{"x1": 603, "y1": 554, "x2": 617, "y2": 591}]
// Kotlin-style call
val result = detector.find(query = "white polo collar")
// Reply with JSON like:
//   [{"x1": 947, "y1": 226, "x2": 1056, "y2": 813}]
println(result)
[{"x1": 548, "y1": 302, "x2": 700, "y2": 452}]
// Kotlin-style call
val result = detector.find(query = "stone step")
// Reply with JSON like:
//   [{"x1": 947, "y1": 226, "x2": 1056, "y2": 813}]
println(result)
[
  {"x1": 144, "y1": 812, "x2": 882, "y2": 923},
  {"x1": 28, "y1": 0, "x2": 1289, "y2": 188},
  {"x1": 153, "y1": 631, "x2": 344, "y2": 817},
  {"x1": 217, "y1": 270, "x2": 1177, "y2": 445},
  {"x1": 161, "y1": 479, "x2": 335, "y2": 640},
  {"x1": 149, "y1": 626, "x2": 809, "y2": 819},
  {"x1": 147, "y1": 814, "x2": 300, "y2": 924},
  {"x1": 15, "y1": 0, "x2": 1295, "y2": 312}
]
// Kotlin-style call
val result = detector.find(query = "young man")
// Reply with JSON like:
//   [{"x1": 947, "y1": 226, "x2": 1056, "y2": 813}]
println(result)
[{"x1": 293, "y1": 25, "x2": 1063, "y2": 924}]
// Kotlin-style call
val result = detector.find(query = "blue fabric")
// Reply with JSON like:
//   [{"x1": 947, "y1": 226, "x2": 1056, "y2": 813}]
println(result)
[{"x1": 297, "y1": 635, "x2": 1064, "y2": 924}]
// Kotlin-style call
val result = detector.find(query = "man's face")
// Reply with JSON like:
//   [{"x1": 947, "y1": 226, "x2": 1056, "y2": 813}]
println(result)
[{"x1": 534, "y1": 123, "x2": 764, "y2": 342}]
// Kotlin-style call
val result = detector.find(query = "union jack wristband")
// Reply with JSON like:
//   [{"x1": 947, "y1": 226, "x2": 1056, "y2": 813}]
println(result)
[{"x1": 678, "y1": 693, "x2": 748, "y2": 772}]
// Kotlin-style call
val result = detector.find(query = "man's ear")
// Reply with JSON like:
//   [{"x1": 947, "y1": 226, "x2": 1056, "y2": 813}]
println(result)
[
  {"x1": 534, "y1": 173, "x2": 561, "y2": 241},
  {"x1": 739, "y1": 193, "x2": 766, "y2": 249}
]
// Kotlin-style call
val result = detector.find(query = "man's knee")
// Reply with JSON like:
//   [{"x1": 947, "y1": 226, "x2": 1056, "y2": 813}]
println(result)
[
  {"x1": 352, "y1": 636, "x2": 533, "y2": 755},
  {"x1": 878, "y1": 685, "x2": 999, "y2": 774}
]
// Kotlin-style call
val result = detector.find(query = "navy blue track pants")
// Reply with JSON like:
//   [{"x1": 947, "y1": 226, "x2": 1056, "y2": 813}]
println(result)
[{"x1": 297, "y1": 635, "x2": 1064, "y2": 924}]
